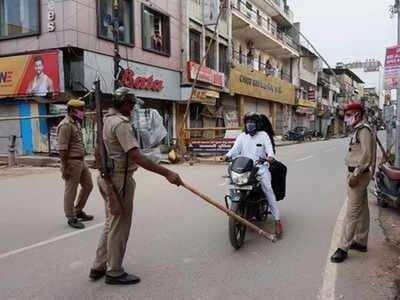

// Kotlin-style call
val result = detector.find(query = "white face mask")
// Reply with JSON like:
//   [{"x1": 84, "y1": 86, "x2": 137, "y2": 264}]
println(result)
[{"x1": 345, "y1": 113, "x2": 360, "y2": 127}]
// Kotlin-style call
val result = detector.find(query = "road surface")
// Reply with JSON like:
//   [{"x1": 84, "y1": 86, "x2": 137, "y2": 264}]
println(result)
[{"x1": 0, "y1": 138, "x2": 397, "y2": 299}]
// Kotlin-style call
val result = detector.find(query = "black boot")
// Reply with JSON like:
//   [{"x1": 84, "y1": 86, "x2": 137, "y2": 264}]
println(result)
[
  {"x1": 76, "y1": 211, "x2": 94, "y2": 222},
  {"x1": 67, "y1": 217, "x2": 85, "y2": 229},
  {"x1": 89, "y1": 268, "x2": 106, "y2": 281},
  {"x1": 330, "y1": 248, "x2": 348, "y2": 263},
  {"x1": 350, "y1": 242, "x2": 367, "y2": 252},
  {"x1": 105, "y1": 273, "x2": 141, "y2": 285}
]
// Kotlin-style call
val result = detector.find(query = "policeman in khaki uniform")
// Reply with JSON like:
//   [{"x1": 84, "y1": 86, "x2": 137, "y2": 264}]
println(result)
[
  {"x1": 57, "y1": 99, "x2": 94, "y2": 229},
  {"x1": 90, "y1": 88, "x2": 183, "y2": 285},
  {"x1": 331, "y1": 101, "x2": 377, "y2": 263}
]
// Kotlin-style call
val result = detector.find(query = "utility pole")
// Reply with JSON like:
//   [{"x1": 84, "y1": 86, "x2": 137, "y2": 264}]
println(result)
[
  {"x1": 113, "y1": 0, "x2": 121, "y2": 91},
  {"x1": 394, "y1": 0, "x2": 400, "y2": 167}
]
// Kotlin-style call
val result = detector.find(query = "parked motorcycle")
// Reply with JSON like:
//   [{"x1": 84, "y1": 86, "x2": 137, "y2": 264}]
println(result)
[
  {"x1": 375, "y1": 163, "x2": 400, "y2": 208},
  {"x1": 284, "y1": 127, "x2": 313, "y2": 142},
  {"x1": 224, "y1": 156, "x2": 269, "y2": 249}
]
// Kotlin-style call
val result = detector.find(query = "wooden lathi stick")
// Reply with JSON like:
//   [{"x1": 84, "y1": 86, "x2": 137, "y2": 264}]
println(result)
[{"x1": 182, "y1": 182, "x2": 277, "y2": 242}]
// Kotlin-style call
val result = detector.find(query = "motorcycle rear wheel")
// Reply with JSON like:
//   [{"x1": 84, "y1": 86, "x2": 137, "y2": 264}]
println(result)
[{"x1": 229, "y1": 203, "x2": 247, "y2": 250}]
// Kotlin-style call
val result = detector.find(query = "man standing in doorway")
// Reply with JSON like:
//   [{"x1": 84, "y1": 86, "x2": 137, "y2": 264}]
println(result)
[
  {"x1": 331, "y1": 101, "x2": 377, "y2": 263},
  {"x1": 57, "y1": 99, "x2": 94, "y2": 230}
]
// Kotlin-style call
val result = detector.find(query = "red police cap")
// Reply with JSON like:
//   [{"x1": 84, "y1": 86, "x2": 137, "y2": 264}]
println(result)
[{"x1": 344, "y1": 101, "x2": 363, "y2": 112}]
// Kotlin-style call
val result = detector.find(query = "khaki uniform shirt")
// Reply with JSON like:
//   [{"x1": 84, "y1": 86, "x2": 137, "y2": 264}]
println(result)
[
  {"x1": 103, "y1": 108, "x2": 139, "y2": 172},
  {"x1": 345, "y1": 121, "x2": 377, "y2": 177},
  {"x1": 57, "y1": 116, "x2": 85, "y2": 158}
]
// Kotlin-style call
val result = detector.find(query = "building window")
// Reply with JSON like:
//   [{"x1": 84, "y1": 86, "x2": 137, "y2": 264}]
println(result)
[
  {"x1": 189, "y1": 30, "x2": 201, "y2": 63},
  {"x1": 0, "y1": 0, "x2": 40, "y2": 40},
  {"x1": 219, "y1": 43, "x2": 228, "y2": 76},
  {"x1": 98, "y1": 0, "x2": 134, "y2": 45},
  {"x1": 205, "y1": 37, "x2": 216, "y2": 69},
  {"x1": 142, "y1": 5, "x2": 171, "y2": 56}
]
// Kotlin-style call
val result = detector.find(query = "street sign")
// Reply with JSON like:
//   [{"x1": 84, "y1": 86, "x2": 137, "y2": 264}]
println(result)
[{"x1": 384, "y1": 45, "x2": 400, "y2": 90}]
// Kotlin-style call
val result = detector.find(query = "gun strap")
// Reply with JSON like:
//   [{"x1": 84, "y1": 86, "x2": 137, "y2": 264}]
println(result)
[{"x1": 122, "y1": 153, "x2": 129, "y2": 199}]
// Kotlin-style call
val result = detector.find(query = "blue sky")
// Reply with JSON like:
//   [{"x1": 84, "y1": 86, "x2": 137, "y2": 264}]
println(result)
[{"x1": 289, "y1": 0, "x2": 397, "y2": 66}]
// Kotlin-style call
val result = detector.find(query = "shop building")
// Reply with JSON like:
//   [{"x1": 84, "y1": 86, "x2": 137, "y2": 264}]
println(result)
[
  {"x1": 0, "y1": 0, "x2": 183, "y2": 154},
  {"x1": 230, "y1": 0, "x2": 299, "y2": 135},
  {"x1": 179, "y1": 0, "x2": 234, "y2": 150}
]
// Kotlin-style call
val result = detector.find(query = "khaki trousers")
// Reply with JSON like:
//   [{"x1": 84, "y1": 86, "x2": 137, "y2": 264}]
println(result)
[
  {"x1": 63, "y1": 160, "x2": 93, "y2": 218},
  {"x1": 339, "y1": 171, "x2": 371, "y2": 251},
  {"x1": 93, "y1": 172, "x2": 135, "y2": 277}
]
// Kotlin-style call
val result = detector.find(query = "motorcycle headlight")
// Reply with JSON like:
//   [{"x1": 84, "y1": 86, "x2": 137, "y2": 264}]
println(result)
[{"x1": 231, "y1": 171, "x2": 251, "y2": 185}]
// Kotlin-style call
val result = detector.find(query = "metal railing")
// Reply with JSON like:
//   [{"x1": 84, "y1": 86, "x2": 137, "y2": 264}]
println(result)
[
  {"x1": 232, "y1": 0, "x2": 299, "y2": 52},
  {"x1": 231, "y1": 50, "x2": 292, "y2": 83}
]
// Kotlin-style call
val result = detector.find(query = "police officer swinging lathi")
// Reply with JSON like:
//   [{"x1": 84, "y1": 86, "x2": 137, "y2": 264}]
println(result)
[{"x1": 331, "y1": 101, "x2": 377, "y2": 263}]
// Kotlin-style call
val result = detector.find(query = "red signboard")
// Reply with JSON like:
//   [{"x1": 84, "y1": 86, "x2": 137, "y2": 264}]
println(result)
[
  {"x1": 0, "y1": 51, "x2": 60, "y2": 97},
  {"x1": 384, "y1": 45, "x2": 400, "y2": 90},
  {"x1": 118, "y1": 68, "x2": 164, "y2": 91},
  {"x1": 187, "y1": 61, "x2": 225, "y2": 88}
]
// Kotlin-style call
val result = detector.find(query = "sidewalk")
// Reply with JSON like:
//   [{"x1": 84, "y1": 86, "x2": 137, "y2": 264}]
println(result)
[{"x1": 0, "y1": 137, "x2": 333, "y2": 168}]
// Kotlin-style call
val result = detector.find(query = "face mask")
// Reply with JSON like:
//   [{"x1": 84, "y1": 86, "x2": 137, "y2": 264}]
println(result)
[
  {"x1": 345, "y1": 112, "x2": 360, "y2": 127},
  {"x1": 246, "y1": 122, "x2": 257, "y2": 135},
  {"x1": 72, "y1": 109, "x2": 85, "y2": 120}
]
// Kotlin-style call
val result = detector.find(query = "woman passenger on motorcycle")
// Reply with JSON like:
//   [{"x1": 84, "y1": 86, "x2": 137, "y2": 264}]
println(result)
[{"x1": 224, "y1": 113, "x2": 283, "y2": 238}]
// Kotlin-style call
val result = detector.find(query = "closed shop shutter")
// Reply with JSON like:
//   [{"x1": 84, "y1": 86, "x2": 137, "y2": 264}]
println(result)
[{"x1": 0, "y1": 104, "x2": 21, "y2": 154}]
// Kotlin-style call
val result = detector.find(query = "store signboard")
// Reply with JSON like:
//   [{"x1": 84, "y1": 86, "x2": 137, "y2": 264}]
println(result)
[
  {"x1": 229, "y1": 64, "x2": 295, "y2": 105},
  {"x1": 187, "y1": 61, "x2": 225, "y2": 88},
  {"x1": 84, "y1": 51, "x2": 180, "y2": 100}
]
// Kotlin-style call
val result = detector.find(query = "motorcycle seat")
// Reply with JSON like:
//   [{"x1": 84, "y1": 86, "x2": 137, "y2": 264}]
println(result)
[{"x1": 381, "y1": 164, "x2": 400, "y2": 180}]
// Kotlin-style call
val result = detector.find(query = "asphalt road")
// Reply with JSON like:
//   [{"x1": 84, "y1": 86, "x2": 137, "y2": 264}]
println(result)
[{"x1": 0, "y1": 138, "x2": 394, "y2": 299}]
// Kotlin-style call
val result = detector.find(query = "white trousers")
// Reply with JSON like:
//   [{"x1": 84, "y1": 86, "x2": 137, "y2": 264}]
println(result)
[{"x1": 258, "y1": 165, "x2": 280, "y2": 221}]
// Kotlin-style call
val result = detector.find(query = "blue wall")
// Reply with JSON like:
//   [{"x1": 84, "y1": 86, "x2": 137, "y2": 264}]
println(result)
[{"x1": 18, "y1": 102, "x2": 33, "y2": 155}]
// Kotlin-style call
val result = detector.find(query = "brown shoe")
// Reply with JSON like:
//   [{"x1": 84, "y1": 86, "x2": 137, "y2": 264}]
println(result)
[{"x1": 275, "y1": 220, "x2": 283, "y2": 239}]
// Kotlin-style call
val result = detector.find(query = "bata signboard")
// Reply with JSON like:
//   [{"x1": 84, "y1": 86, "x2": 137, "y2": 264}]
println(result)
[
  {"x1": 187, "y1": 61, "x2": 225, "y2": 88},
  {"x1": 84, "y1": 52, "x2": 180, "y2": 100},
  {"x1": 118, "y1": 69, "x2": 164, "y2": 91},
  {"x1": 0, "y1": 51, "x2": 60, "y2": 97}
]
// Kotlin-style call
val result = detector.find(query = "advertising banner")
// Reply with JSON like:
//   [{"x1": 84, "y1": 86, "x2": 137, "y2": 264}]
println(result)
[
  {"x1": 0, "y1": 51, "x2": 60, "y2": 97},
  {"x1": 384, "y1": 45, "x2": 400, "y2": 90}
]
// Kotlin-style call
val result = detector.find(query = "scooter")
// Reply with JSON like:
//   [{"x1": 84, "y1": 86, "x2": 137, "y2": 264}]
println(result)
[{"x1": 375, "y1": 163, "x2": 400, "y2": 208}]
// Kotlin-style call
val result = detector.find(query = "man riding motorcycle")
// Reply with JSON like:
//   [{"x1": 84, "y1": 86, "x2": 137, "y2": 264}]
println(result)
[{"x1": 223, "y1": 113, "x2": 283, "y2": 238}]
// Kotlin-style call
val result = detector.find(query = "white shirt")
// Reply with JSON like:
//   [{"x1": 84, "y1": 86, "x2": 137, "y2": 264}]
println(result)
[{"x1": 226, "y1": 131, "x2": 275, "y2": 162}]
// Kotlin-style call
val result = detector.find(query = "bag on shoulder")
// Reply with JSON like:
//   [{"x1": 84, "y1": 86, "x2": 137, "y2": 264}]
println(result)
[{"x1": 269, "y1": 160, "x2": 287, "y2": 201}]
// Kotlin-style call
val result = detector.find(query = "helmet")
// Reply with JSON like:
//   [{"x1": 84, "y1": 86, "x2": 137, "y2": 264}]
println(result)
[
  {"x1": 344, "y1": 101, "x2": 363, "y2": 112},
  {"x1": 243, "y1": 112, "x2": 260, "y2": 135},
  {"x1": 243, "y1": 112, "x2": 260, "y2": 124},
  {"x1": 67, "y1": 98, "x2": 85, "y2": 108},
  {"x1": 113, "y1": 87, "x2": 137, "y2": 104}
]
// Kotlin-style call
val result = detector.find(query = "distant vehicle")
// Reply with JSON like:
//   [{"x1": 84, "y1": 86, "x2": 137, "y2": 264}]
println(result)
[{"x1": 284, "y1": 127, "x2": 313, "y2": 142}]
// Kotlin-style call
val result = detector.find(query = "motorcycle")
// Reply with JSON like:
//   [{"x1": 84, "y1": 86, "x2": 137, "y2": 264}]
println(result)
[
  {"x1": 224, "y1": 156, "x2": 269, "y2": 249},
  {"x1": 375, "y1": 163, "x2": 400, "y2": 208}
]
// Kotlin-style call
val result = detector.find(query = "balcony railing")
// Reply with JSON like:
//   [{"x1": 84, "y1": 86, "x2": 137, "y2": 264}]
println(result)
[
  {"x1": 232, "y1": 50, "x2": 292, "y2": 83},
  {"x1": 232, "y1": 0, "x2": 299, "y2": 52}
]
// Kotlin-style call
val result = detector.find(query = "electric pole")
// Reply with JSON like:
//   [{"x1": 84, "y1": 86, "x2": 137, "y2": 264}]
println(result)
[
  {"x1": 113, "y1": 0, "x2": 121, "y2": 91},
  {"x1": 394, "y1": 0, "x2": 400, "y2": 166}
]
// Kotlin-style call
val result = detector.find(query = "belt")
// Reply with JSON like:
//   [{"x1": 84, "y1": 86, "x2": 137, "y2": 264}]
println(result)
[
  {"x1": 348, "y1": 167, "x2": 369, "y2": 174},
  {"x1": 68, "y1": 157, "x2": 84, "y2": 161}
]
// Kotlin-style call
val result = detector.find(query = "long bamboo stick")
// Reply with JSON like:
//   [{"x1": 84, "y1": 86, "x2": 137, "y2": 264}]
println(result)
[{"x1": 182, "y1": 182, "x2": 277, "y2": 242}]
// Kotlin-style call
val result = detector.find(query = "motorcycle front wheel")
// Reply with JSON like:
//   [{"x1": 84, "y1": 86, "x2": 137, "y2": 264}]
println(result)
[{"x1": 229, "y1": 202, "x2": 247, "y2": 250}]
